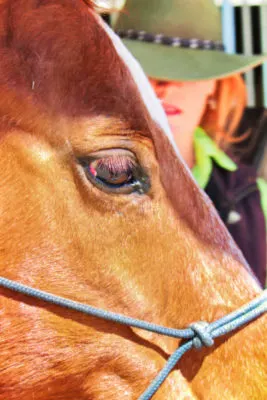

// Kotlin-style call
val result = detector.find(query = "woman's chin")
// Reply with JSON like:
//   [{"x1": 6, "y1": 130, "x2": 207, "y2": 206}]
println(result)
[{"x1": 168, "y1": 123, "x2": 181, "y2": 136}]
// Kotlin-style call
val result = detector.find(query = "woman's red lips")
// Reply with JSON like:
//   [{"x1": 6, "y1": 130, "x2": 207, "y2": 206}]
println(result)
[{"x1": 162, "y1": 102, "x2": 183, "y2": 116}]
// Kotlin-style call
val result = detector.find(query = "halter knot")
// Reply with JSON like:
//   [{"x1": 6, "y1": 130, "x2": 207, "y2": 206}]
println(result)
[{"x1": 189, "y1": 321, "x2": 214, "y2": 349}]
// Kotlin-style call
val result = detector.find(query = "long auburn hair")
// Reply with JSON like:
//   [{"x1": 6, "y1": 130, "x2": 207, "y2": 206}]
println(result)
[{"x1": 201, "y1": 74, "x2": 248, "y2": 150}]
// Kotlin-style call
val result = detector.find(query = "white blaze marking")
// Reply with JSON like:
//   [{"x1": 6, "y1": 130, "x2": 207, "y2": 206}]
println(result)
[{"x1": 96, "y1": 15, "x2": 179, "y2": 152}]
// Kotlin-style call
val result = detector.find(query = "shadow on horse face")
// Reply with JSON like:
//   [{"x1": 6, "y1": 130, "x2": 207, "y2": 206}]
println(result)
[{"x1": 0, "y1": 1, "x2": 266, "y2": 399}]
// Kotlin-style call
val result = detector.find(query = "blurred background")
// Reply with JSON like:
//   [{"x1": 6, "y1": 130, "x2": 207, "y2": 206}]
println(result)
[{"x1": 99, "y1": 0, "x2": 267, "y2": 178}]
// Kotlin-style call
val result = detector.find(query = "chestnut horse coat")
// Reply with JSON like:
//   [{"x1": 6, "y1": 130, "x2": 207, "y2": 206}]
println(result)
[{"x1": 0, "y1": 1, "x2": 266, "y2": 399}]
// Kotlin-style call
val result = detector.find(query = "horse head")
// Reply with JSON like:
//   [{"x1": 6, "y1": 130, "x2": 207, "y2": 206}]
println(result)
[{"x1": 0, "y1": 1, "x2": 266, "y2": 399}]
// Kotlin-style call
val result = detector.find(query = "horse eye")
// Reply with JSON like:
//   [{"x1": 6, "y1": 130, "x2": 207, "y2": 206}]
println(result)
[{"x1": 79, "y1": 150, "x2": 150, "y2": 195}]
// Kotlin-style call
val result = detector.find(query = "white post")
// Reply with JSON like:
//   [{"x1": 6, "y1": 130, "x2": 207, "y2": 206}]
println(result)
[
  {"x1": 260, "y1": 0, "x2": 267, "y2": 107},
  {"x1": 241, "y1": 1, "x2": 256, "y2": 106},
  {"x1": 222, "y1": 0, "x2": 237, "y2": 53}
]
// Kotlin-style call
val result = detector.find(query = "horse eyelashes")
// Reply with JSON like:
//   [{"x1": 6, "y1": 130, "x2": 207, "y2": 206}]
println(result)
[
  {"x1": 94, "y1": 156, "x2": 136, "y2": 175},
  {"x1": 89, "y1": 156, "x2": 135, "y2": 186}
]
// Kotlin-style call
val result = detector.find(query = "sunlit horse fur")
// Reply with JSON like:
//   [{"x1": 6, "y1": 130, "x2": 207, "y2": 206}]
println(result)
[{"x1": 0, "y1": 1, "x2": 266, "y2": 399}]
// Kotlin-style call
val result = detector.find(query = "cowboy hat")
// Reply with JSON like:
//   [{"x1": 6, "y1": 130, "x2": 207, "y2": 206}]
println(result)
[{"x1": 113, "y1": 0, "x2": 267, "y2": 81}]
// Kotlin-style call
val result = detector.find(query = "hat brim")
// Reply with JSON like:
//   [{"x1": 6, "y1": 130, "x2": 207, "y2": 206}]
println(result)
[{"x1": 122, "y1": 39, "x2": 267, "y2": 81}]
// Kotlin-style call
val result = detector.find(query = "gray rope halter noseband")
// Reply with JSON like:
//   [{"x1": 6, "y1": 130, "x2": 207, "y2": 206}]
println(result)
[{"x1": 0, "y1": 276, "x2": 266, "y2": 400}]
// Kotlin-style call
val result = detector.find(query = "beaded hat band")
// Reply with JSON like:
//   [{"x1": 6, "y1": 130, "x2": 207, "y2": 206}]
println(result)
[{"x1": 116, "y1": 29, "x2": 225, "y2": 52}]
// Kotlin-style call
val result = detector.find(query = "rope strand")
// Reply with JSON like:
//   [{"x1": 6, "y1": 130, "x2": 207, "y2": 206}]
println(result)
[{"x1": 0, "y1": 276, "x2": 266, "y2": 400}]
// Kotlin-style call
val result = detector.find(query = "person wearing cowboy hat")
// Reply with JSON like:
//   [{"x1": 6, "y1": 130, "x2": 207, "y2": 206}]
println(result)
[{"x1": 113, "y1": 0, "x2": 267, "y2": 288}]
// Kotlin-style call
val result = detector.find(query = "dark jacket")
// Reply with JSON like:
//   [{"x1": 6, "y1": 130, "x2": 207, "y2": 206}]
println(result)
[
  {"x1": 205, "y1": 161, "x2": 266, "y2": 288},
  {"x1": 192, "y1": 127, "x2": 266, "y2": 288}
]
